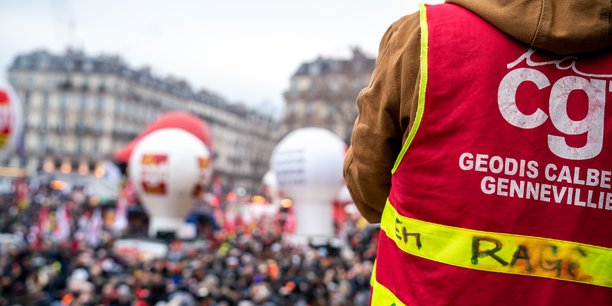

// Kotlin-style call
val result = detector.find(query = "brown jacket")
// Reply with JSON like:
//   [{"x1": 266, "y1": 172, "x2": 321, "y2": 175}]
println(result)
[{"x1": 343, "y1": 0, "x2": 612, "y2": 223}]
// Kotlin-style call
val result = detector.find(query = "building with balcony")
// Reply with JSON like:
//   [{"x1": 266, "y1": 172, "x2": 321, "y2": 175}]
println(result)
[
  {"x1": 6, "y1": 49, "x2": 279, "y2": 193},
  {"x1": 282, "y1": 48, "x2": 375, "y2": 143}
]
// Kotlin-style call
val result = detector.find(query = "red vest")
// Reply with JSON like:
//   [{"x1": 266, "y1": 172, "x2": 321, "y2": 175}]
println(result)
[{"x1": 372, "y1": 4, "x2": 612, "y2": 305}]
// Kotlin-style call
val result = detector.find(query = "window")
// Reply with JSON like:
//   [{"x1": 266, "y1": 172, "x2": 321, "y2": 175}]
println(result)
[
  {"x1": 76, "y1": 137, "x2": 83, "y2": 154},
  {"x1": 38, "y1": 134, "x2": 47, "y2": 153},
  {"x1": 83, "y1": 60, "x2": 94, "y2": 72},
  {"x1": 80, "y1": 96, "x2": 87, "y2": 113},
  {"x1": 59, "y1": 95, "x2": 68, "y2": 112},
  {"x1": 56, "y1": 137, "x2": 64, "y2": 153},
  {"x1": 65, "y1": 60, "x2": 75, "y2": 70},
  {"x1": 76, "y1": 117, "x2": 85, "y2": 131},
  {"x1": 58, "y1": 117, "x2": 67, "y2": 132},
  {"x1": 81, "y1": 78, "x2": 89, "y2": 91},
  {"x1": 23, "y1": 92, "x2": 31, "y2": 126},
  {"x1": 26, "y1": 134, "x2": 37, "y2": 152},
  {"x1": 306, "y1": 103, "x2": 316, "y2": 116},
  {"x1": 39, "y1": 94, "x2": 49, "y2": 129},
  {"x1": 40, "y1": 113, "x2": 48, "y2": 130},
  {"x1": 46, "y1": 75, "x2": 55, "y2": 89},
  {"x1": 94, "y1": 117, "x2": 103, "y2": 133},
  {"x1": 98, "y1": 78, "x2": 106, "y2": 89},
  {"x1": 96, "y1": 97, "x2": 104, "y2": 112},
  {"x1": 92, "y1": 138, "x2": 99, "y2": 153}
]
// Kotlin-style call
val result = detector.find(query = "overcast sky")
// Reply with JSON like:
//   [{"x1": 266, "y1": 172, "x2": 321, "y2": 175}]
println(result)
[{"x1": 0, "y1": 0, "x2": 443, "y2": 116}]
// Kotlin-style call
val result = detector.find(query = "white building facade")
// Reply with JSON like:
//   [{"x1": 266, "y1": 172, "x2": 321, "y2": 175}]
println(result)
[{"x1": 7, "y1": 49, "x2": 278, "y2": 193}]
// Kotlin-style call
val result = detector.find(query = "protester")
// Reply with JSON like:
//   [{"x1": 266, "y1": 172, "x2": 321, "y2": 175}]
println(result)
[
  {"x1": 0, "y1": 182, "x2": 377, "y2": 306},
  {"x1": 344, "y1": 1, "x2": 611, "y2": 305}
]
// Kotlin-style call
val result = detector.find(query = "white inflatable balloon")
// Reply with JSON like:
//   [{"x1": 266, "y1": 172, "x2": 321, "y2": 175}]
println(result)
[
  {"x1": 128, "y1": 128, "x2": 212, "y2": 238},
  {"x1": 270, "y1": 127, "x2": 345, "y2": 244},
  {"x1": 0, "y1": 79, "x2": 23, "y2": 160}
]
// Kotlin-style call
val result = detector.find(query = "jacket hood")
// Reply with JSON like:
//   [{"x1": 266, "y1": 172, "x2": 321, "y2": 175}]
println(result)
[{"x1": 446, "y1": 0, "x2": 612, "y2": 55}]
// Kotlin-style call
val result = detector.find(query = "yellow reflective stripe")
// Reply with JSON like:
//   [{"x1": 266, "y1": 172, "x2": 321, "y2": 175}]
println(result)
[
  {"x1": 391, "y1": 2, "x2": 428, "y2": 174},
  {"x1": 370, "y1": 261, "x2": 407, "y2": 306},
  {"x1": 381, "y1": 200, "x2": 612, "y2": 288}
]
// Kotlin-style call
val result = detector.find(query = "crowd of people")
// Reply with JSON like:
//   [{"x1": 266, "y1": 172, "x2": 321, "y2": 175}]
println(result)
[{"x1": 0, "y1": 179, "x2": 378, "y2": 306}]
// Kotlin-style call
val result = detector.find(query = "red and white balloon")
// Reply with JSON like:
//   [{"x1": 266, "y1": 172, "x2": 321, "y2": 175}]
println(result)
[
  {"x1": 128, "y1": 128, "x2": 212, "y2": 238},
  {"x1": 0, "y1": 80, "x2": 23, "y2": 160}
]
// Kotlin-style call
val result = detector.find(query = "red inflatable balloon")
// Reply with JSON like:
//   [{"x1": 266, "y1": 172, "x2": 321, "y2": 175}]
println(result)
[{"x1": 113, "y1": 111, "x2": 213, "y2": 163}]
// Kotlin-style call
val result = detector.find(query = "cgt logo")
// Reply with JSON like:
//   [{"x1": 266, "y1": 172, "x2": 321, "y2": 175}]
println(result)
[
  {"x1": 498, "y1": 49, "x2": 611, "y2": 161},
  {"x1": 140, "y1": 154, "x2": 169, "y2": 194}
]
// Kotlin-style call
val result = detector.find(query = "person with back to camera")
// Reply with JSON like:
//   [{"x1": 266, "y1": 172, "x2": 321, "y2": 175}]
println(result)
[{"x1": 343, "y1": 0, "x2": 612, "y2": 305}]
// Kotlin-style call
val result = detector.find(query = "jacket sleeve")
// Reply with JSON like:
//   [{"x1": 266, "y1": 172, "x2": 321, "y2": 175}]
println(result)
[{"x1": 343, "y1": 13, "x2": 422, "y2": 223}]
